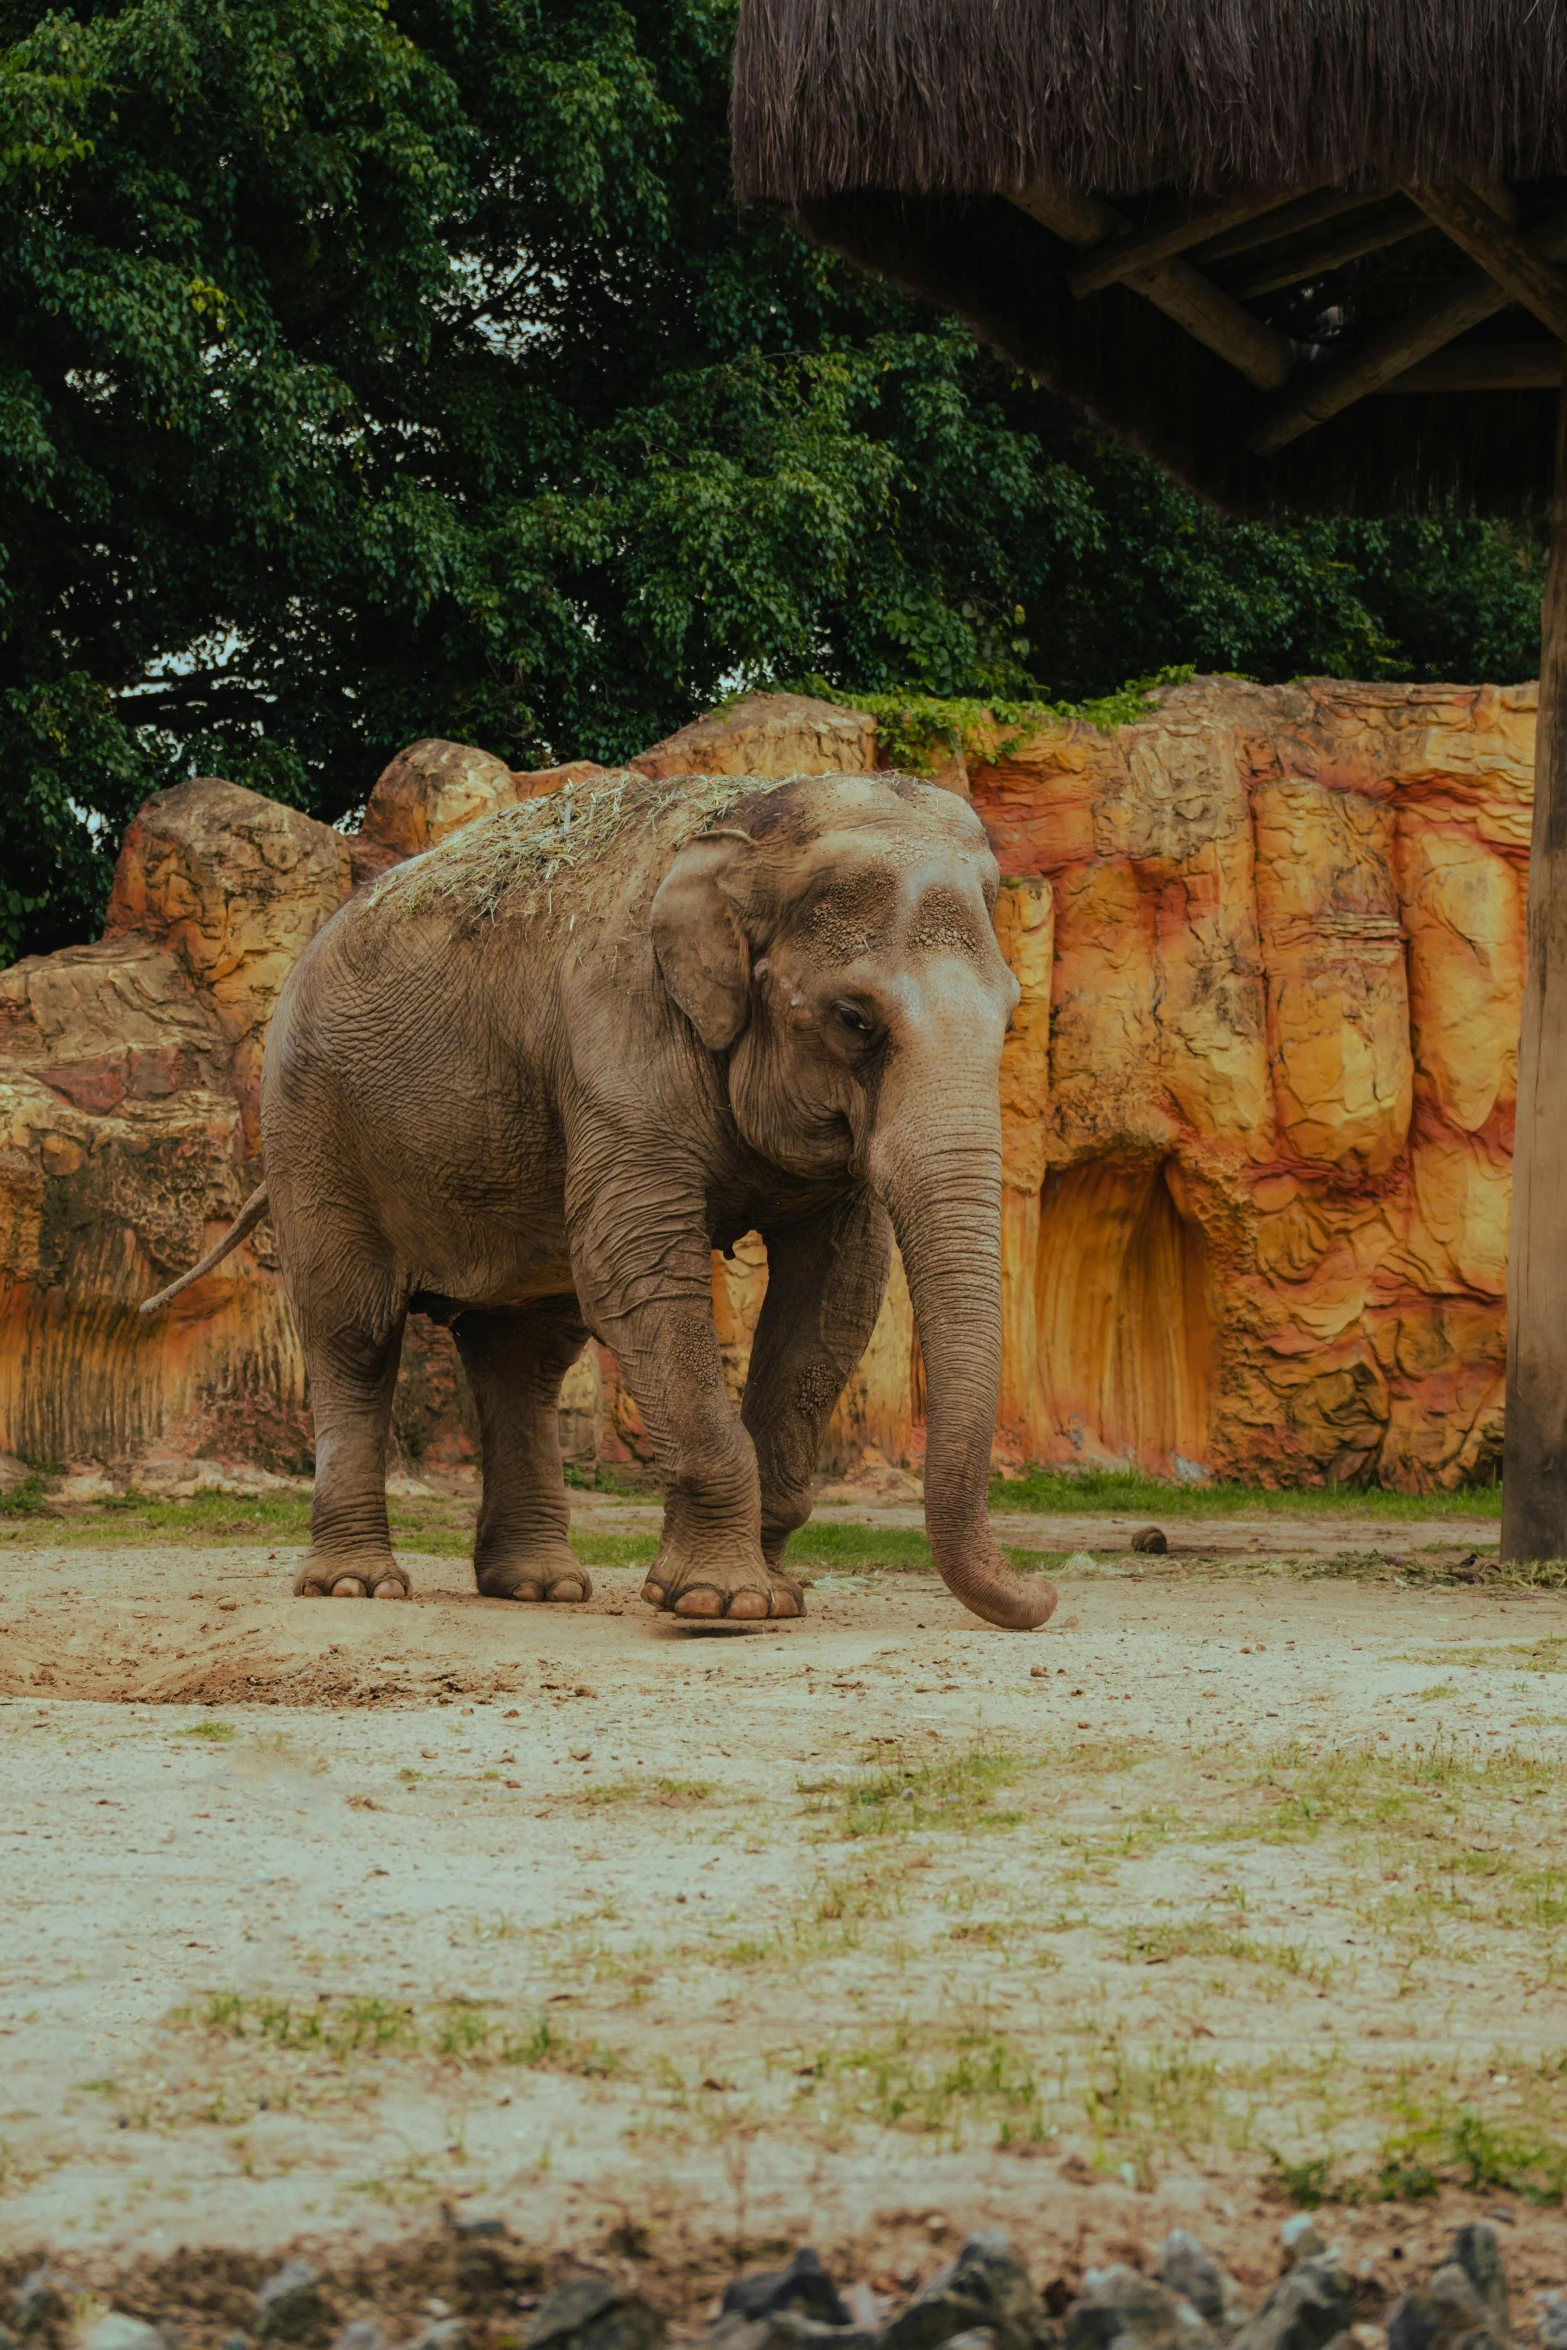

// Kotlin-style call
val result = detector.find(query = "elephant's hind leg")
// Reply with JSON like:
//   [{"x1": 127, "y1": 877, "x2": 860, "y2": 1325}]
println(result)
[
  {"x1": 296, "y1": 1312, "x2": 411, "y2": 1600},
  {"x1": 455, "y1": 1300, "x2": 593, "y2": 1602},
  {"x1": 743, "y1": 1190, "x2": 893, "y2": 1571}
]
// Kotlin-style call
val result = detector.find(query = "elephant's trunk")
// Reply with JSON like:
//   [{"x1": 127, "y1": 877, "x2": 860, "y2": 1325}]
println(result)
[{"x1": 867, "y1": 1082, "x2": 1058, "y2": 1633}]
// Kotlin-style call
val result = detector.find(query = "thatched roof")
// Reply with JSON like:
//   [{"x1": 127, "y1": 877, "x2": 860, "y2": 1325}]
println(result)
[{"x1": 731, "y1": 0, "x2": 1567, "y2": 517}]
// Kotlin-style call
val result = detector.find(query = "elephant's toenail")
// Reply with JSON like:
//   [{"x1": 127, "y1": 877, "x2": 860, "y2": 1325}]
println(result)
[
  {"x1": 371, "y1": 1580, "x2": 405, "y2": 1600},
  {"x1": 673, "y1": 1588, "x2": 722, "y2": 1617},
  {"x1": 332, "y1": 1577, "x2": 367, "y2": 1598},
  {"x1": 726, "y1": 1591, "x2": 767, "y2": 1619}
]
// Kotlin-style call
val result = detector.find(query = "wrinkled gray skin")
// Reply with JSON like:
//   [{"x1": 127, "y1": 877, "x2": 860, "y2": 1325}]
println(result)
[{"x1": 261, "y1": 771, "x2": 1057, "y2": 1631}]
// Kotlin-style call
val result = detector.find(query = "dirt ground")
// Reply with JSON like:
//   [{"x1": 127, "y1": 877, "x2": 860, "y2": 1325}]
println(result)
[{"x1": 1, "y1": 1487, "x2": 1563, "y2": 2326}]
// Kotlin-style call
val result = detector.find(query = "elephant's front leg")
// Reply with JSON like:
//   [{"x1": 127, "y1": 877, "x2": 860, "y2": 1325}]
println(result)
[
  {"x1": 574, "y1": 1205, "x2": 796, "y2": 1620},
  {"x1": 743, "y1": 1191, "x2": 893, "y2": 1569}
]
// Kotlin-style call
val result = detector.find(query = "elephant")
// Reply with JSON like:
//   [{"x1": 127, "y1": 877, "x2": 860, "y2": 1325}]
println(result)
[{"x1": 147, "y1": 766, "x2": 1057, "y2": 1632}]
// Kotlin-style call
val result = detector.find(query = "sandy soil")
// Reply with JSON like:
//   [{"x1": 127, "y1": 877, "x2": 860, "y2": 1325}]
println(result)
[{"x1": 0, "y1": 1498, "x2": 1563, "y2": 2320}]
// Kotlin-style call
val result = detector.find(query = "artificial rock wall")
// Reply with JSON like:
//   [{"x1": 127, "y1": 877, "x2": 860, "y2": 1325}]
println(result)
[{"x1": 0, "y1": 679, "x2": 1531, "y2": 1493}]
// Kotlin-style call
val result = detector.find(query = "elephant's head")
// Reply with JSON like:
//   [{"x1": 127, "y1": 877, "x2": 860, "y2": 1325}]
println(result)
[{"x1": 651, "y1": 772, "x2": 1054, "y2": 1633}]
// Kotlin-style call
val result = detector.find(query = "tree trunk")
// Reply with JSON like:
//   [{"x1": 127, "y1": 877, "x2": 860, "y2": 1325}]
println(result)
[{"x1": 1501, "y1": 387, "x2": 1567, "y2": 1561}]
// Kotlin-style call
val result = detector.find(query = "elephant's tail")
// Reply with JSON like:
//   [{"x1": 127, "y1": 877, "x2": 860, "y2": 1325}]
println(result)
[{"x1": 139, "y1": 1185, "x2": 271, "y2": 1315}]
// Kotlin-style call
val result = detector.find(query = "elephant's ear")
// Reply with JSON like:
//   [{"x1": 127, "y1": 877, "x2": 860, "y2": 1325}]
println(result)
[{"x1": 651, "y1": 835, "x2": 752, "y2": 1050}]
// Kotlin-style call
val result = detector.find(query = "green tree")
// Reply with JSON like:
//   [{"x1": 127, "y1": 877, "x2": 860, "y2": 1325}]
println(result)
[{"x1": 0, "y1": 0, "x2": 1546, "y2": 965}]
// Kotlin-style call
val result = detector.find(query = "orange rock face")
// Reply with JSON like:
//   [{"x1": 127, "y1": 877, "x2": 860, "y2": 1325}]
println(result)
[
  {"x1": 970, "y1": 675, "x2": 1530, "y2": 1489},
  {"x1": 0, "y1": 682, "x2": 1532, "y2": 1492}
]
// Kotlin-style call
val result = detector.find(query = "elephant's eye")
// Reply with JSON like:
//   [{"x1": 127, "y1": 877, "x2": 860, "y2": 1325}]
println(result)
[{"x1": 834, "y1": 1002, "x2": 873, "y2": 1035}]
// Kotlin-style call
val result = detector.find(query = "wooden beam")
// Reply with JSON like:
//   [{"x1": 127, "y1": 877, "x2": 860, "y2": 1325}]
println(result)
[
  {"x1": 1009, "y1": 184, "x2": 1295, "y2": 391},
  {"x1": 1249, "y1": 202, "x2": 1567, "y2": 451},
  {"x1": 1406, "y1": 183, "x2": 1567, "y2": 344},
  {"x1": 1009, "y1": 184, "x2": 1108, "y2": 243},
  {"x1": 1229, "y1": 196, "x2": 1427, "y2": 298},
  {"x1": 1189, "y1": 186, "x2": 1383, "y2": 267},
  {"x1": 1470, "y1": 177, "x2": 1520, "y2": 227},
  {"x1": 1067, "y1": 188, "x2": 1309, "y2": 297},
  {"x1": 1374, "y1": 343, "x2": 1562, "y2": 391}
]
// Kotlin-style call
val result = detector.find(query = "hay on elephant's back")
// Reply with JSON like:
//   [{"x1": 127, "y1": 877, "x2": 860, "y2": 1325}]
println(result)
[{"x1": 371, "y1": 769, "x2": 794, "y2": 924}]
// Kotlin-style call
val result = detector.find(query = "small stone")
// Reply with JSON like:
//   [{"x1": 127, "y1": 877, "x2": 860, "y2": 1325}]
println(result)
[
  {"x1": 80, "y1": 2319, "x2": 164, "y2": 2350},
  {"x1": 1159, "y1": 2236, "x2": 1251, "y2": 2338},
  {"x1": 413, "y1": 2324, "x2": 469, "y2": 2350},
  {"x1": 1537, "y1": 2296, "x2": 1567, "y2": 2350},
  {"x1": 1232, "y1": 2259, "x2": 1353, "y2": 2350},
  {"x1": 1448, "y1": 2225, "x2": 1507, "y2": 2342},
  {"x1": 525, "y1": 2280, "x2": 664, "y2": 2350},
  {"x1": 223, "y1": 2333, "x2": 250, "y2": 2350},
  {"x1": 1130, "y1": 1527, "x2": 1168, "y2": 1555},
  {"x1": 1066, "y1": 2268, "x2": 1216, "y2": 2350},
  {"x1": 1279, "y1": 2221, "x2": 1324, "y2": 2268},
  {"x1": 331, "y1": 2327, "x2": 385, "y2": 2350},
  {"x1": 255, "y1": 2263, "x2": 325, "y2": 2344},
  {"x1": 15, "y1": 2272, "x2": 76, "y2": 2336},
  {"x1": 709, "y1": 2321, "x2": 873, "y2": 2350},
  {"x1": 883, "y1": 2237, "x2": 1045, "y2": 2350},
  {"x1": 723, "y1": 2254, "x2": 850, "y2": 2330}
]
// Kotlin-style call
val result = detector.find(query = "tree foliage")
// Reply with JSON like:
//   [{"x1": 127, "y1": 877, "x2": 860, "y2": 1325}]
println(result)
[{"x1": 0, "y1": 0, "x2": 1547, "y2": 963}]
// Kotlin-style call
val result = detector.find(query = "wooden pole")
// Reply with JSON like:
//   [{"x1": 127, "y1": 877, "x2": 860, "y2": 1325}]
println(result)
[{"x1": 1502, "y1": 385, "x2": 1567, "y2": 1563}]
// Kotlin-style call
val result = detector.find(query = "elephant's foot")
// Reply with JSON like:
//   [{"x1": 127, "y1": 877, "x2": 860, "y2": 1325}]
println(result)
[
  {"x1": 641, "y1": 1545, "x2": 804, "y2": 1620},
  {"x1": 475, "y1": 1542, "x2": 592, "y2": 1603},
  {"x1": 294, "y1": 1555, "x2": 411, "y2": 1601}
]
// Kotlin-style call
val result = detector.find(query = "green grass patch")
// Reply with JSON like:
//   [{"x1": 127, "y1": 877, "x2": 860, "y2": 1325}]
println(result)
[
  {"x1": 173, "y1": 1720, "x2": 236, "y2": 1741},
  {"x1": 989, "y1": 1463, "x2": 1502, "y2": 1521},
  {"x1": 0, "y1": 1485, "x2": 478, "y2": 1554},
  {"x1": 186, "y1": 1991, "x2": 619, "y2": 2076},
  {"x1": 1410, "y1": 1636, "x2": 1567, "y2": 1675},
  {"x1": 576, "y1": 1774, "x2": 716, "y2": 1807},
  {"x1": 1274, "y1": 2093, "x2": 1567, "y2": 2207},
  {"x1": 789, "y1": 1521, "x2": 1055, "y2": 1576},
  {"x1": 1116, "y1": 1921, "x2": 1329, "y2": 1984},
  {"x1": 577, "y1": 1520, "x2": 1054, "y2": 1579},
  {"x1": 801, "y1": 1743, "x2": 1026, "y2": 1838},
  {"x1": 781, "y1": 670, "x2": 1197, "y2": 770},
  {"x1": 1232, "y1": 1736, "x2": 1562, "y2": 1844},
  {"x1": 804, "y1": 2023, "x2": 1047, "y2": 2145},
  {"x1": 2, "y1": 1489, "x2": 1050, "y2": 1582}
]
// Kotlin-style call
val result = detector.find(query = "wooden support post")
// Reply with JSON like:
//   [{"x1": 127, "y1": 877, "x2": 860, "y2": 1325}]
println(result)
[{"x1": 1503, "y1": 387, "x2": 1567, "y2": 1563}]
